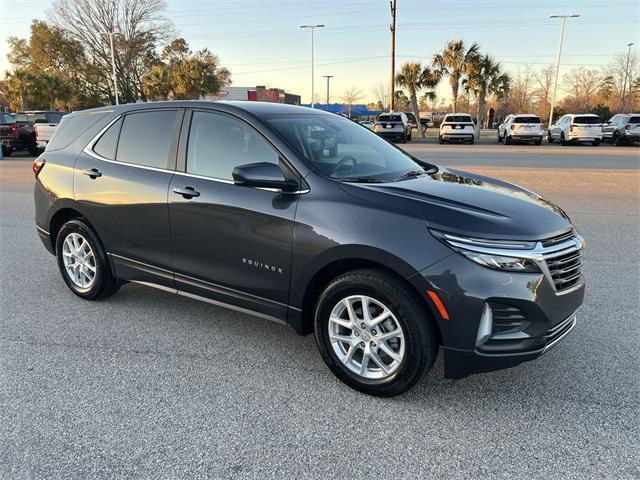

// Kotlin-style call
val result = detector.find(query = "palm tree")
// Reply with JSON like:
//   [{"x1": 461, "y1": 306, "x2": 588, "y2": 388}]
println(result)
[
  {"x1": 395, "y1": 62, "x2": 440, "y2": 138},
  {"x1": 464, "y1": 54, "x2": 511, "y2": 139},
  {"x1": 432, "y1": 40, "x2": 480, "y2": 113}
]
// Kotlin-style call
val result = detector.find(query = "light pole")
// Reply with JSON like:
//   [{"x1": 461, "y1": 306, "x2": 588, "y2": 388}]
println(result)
[
  {"x1": 323, "y1": 75, "x2": 333, "y2": 106},
  {"x1": 102, "y1": 32, "x2": 120, "y2": 105},
  {"x1": 547, "y1": 14, "x2": 580, "y2": 128},
  {"x1": 300, "y1": 24, "x2": 324, "y2": 108},
  {"x1": 621, "y1": 42, "x2": 635, "y2": 111}
]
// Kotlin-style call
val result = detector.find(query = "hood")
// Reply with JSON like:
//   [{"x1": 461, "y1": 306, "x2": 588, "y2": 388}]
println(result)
[{"x1": 341, "y1": 167, "x2": 572, "y2": 241}]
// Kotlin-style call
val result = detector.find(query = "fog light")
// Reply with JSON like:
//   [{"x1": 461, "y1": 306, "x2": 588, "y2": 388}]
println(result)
[{"x1": 476, "y1": 303, "x2": 493, "y2": 347}]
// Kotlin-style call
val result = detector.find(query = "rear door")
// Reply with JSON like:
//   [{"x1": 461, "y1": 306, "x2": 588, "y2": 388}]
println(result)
[
  {"x1": 74, "y1": 108, "x2": 183, "y2": 288},
  {"x1": 168, "y1": 109, "x2": 300, "y2": 320},
  {"x1": 603, "y1": 115, "x2": 618, "y2": 139}
]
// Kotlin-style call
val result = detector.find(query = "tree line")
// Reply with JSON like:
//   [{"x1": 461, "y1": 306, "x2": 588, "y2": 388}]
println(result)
[
  {"x1": 387, "y1": 39, "x2": 639, "y2": 137},
  {"x1": 2, "y1": 0, "x2": 230, "y2": 112}
]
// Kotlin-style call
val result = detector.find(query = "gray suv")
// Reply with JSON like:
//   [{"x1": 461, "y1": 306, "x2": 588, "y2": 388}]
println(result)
[{"x1": 603, "y1": 113, "x2": 640, "y2": 145}]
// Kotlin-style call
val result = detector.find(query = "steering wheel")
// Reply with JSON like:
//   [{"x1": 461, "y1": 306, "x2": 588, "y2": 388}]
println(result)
[{"x1": 333, "y1": 155, "x2": 360, "y2": 176}]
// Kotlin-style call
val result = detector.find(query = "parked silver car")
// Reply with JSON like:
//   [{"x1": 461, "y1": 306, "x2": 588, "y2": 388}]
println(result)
[{"x1": 603, "y1": 113, "x2": 640, "y2": 145}]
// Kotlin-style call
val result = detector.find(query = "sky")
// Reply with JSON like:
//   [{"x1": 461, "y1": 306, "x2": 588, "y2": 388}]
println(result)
[{"x1": 1, "y1": 0, "x2": 639, "y2": 104}]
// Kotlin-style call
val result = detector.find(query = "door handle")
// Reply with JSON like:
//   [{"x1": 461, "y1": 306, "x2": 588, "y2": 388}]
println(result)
[
  {"x1": 172, "y1": 186, "x2": 200, "y2": 198},
  {"x1": 82, "y1": 168, "x2": 102, "y2": 179}
]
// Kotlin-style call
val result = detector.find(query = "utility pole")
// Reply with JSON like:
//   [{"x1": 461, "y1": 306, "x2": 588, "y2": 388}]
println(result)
[
  {"x1": 547, "y1": 14, "x2": 579, "y2": 128},
  {"x1": 102, "y1": 32, "x2": 119, "y2": 105},
  {"x1": 390, "y1": 0, "x2": 397, "y2": 112},
  {"x1": 300, "y1": 24, "x2": 324, "y2": 108},
  {"x1": 323, "y1": 75, "x2": 334, "y2": 106},
  {"x1": 621, "y1": 42, "x2": 635, "y2": 111}
]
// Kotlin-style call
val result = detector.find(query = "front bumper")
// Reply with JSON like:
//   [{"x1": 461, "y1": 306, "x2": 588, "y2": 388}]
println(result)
[{"x1": 412, "y1": 252, "x2": 585, "y2": 379}]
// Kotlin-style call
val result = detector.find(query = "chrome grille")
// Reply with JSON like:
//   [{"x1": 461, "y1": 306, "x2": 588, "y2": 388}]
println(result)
[
  {"x1": 541, "y1": 229, "x2": 575, "y2": 247},
  {"x1": 541, "y1": 234, "x2": 584, "y2": 292}
]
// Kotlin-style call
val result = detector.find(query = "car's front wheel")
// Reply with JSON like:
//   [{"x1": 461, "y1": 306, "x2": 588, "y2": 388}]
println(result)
[
  {"x1": 314, "y1": 269, "x2": 438, "y2": 396},
  {"x1": 55, "y1": 219, "x2": 120, "y2": 300}
]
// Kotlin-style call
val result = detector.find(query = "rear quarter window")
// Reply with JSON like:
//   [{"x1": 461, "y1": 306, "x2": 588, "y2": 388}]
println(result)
[
  {"x1": 628, "y1": 117, "x2": 640, "y2": 124},
  {"x1": 47, "y1": 112, "x2": 109, "y2": 151}
]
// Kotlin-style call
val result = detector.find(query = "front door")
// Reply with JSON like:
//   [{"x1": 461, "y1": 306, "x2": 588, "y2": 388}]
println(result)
[
  {"x1": 74, "y1": 108, "x2": 182, "y2": 288},
  {"x1": 168, "y1": 110, "x2": 299, "y2": 321}
]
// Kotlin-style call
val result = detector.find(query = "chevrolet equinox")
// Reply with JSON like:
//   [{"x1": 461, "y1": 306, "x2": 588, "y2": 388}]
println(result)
[{"x1": 34, "y1": 101, "x2": 585, "y2": 396}]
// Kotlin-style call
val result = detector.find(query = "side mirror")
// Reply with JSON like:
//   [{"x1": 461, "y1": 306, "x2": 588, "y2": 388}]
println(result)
[{"x1": 232, "y1": 162, "x2": 297, "y2": 191}]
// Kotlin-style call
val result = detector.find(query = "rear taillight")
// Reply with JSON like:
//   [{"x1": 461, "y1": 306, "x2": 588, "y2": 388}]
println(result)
[
  {"x1": 510, "y1": 125, "x2": 515, "y2": 130},
  {"x1": 33, "y1": 158, "x2": 45, "y2": 178},
  {"x1": 10, "y1": 124, "x2": 18, "y2": 138},
  {"x1": 570, "y1": 124, "x2": 575, "y2": 132},
  {"x1": 625, "y1": 124, "x2": 631, "y2": 130}
]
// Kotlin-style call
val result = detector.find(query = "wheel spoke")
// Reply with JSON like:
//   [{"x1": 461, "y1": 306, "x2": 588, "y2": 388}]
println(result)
[
  {"x1": 84, "y1": 263, "x2": 96, "y2": 273},
  {"x1": 379, "y1": 341, "x2": 401, "y2": 363},
  {"x1": 360, "y1": 296, "x2": 372, "y2": 323},
  {"x1": 359, "y1": 352, "x2": 370, "y2": 376},
  {"x1": 344, "y1": 298, "x2": 358, "y2": 324},
  {"x1": 378, "y1": 328, "x2": 402, "y2": 342},
  {"x1": 330, "y1": 333, "x2": 353, "y2": 344},
  {"x1": 342, "y1": 345, "x2": 357, "y2": 365},
  {"x1": 369, "y1": 350, "x2": 390, "y2": 374},
  {"x1": 370, "y1": 309, "x2": 391, "y2": 327},
  {"x1": 329, "y1": 315, "x2": 352, "y2": 330}
]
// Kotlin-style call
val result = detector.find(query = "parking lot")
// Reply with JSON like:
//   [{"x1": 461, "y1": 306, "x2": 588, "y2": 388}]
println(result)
[{"x1": 1, "y1": 143, "x2": 639, "y2": 479}]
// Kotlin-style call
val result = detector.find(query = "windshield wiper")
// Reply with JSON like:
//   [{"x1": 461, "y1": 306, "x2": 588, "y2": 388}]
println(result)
[
  {"x1": 393, "y1": 170, "x2": 425, "y2": 182},
  {"x1": 335, "y1": 177, "x2": 385, "y2": 183}
]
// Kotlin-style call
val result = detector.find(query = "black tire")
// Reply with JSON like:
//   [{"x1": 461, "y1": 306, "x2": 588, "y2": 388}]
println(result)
[
  {"x1": 314, "y1": 268, "x2": 439, "y2": 397},
  {"x1": 55, "y1": 219, "x2": 120, "y2": 300},
  {"x1": 401, "y1": 133, "x2": 407, "y2": 144},
  {"x1": 497, "y1": 131, "x2": 503, "y2": 143},
  {"x1": 469, "y1": 136, "x2": 475, "y2": 145},
  {"x1": 438, "y1": 135, "x2": 444, "y2": 144},
  {"x1": 504, "y1": 134, "x2": 511, "y2": 145},
  {"x1": 592, "y1": 139, "x2": 601, "y2": 146},
  {"x1": 2, "y1": 146, "x2": 12, "y2": 157},
  {"x1": 548, "y1": 132, "x2": 554, "y2": 143},
  {"x1": 27, "y1": 137, "x2": 39, "y2": 156},
  {"x1": 612, "y1": 132, "x2": 622, "y2": 146},
  {"x1": 535, "y1": 137, "x2": 542, "y2": 145},
  {"x1": 560, "y1": 132, "x2": 567, "y2": 146},
  {"x1": 407, "y1": 130, "x2": 412, "y2": 141}
]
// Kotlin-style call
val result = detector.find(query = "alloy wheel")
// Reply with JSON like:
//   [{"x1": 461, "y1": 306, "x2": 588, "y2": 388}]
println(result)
[
  {"x1": 328, "y1": 295, "x2": 405, "y2": 380},
  {"x1": 61, "y1": 232, "x2": 97, "y2": 289}
]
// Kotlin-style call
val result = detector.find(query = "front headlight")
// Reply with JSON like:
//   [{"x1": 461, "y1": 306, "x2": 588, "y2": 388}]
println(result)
[{"x1": 430, "y1": 229, "x2": 540, "y2": 273}]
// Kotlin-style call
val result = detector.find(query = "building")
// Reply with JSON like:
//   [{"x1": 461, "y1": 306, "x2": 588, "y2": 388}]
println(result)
[{"x1": 204, "y1": 86, "x2": 301, "y2": 105}]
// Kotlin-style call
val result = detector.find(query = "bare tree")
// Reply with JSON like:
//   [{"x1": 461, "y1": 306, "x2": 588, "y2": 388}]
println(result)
[
  {"x1": 49, "y1": 0, "x2": 174, "y2": 103},
  {"x1": 341, "y1": 85, "x2": 363, "y2": 117},
  {"x1": 531, "y1": 65, "x2": 555, "y2": 122},
  {"x1": 370, "y1": 82, "x2": 388, "y2": 110},
  {"x1": 562, "y1": 68, "x2": 602, "y2": 112},
  {"x1": 604, "y1": 51, "x2": 639, "y2": 110},
  {"x1": 506, "y1": 69, "x2": 533, "y2": 114}
]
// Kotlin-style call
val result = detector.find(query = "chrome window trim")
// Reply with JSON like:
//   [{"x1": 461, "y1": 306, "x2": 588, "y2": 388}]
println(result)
[{"x1": 172, "y1": 170, "x2": 310, "y2": 194}]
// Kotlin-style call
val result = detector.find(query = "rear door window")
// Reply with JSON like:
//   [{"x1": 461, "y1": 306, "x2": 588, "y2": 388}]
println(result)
[
  {"x1": 628, "y1": 116, "x2": 640, "y2": 124},
  {"x1": 573, "y1": 116, "x2": 600, "y2": 124},
  {"x1": 116, "y1": 110, "x2": 178, "y2": 169}
]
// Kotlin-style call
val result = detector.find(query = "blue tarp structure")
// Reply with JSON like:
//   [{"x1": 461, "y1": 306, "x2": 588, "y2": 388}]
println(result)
[{"x1": 301, "y1": 104, "x2": 383, "y2": 117}]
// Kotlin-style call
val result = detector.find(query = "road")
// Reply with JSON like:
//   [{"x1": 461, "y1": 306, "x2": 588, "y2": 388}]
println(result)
[{"x1": 1, "y1": 145, "x2": 639, "y2": 479}]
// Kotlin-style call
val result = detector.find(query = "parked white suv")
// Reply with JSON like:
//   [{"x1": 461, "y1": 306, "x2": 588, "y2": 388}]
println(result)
[
  {"x1": 374, "y1": 112, "x2": 411, "y2": 143},
  {"x1": 498, "y1": 114, "x2": 544, "y2": 145},
  {"x1": 548, "y1": 114, "x2": 602, "y2": 146},
  {"x1": 439, "y1": 114, "x2": 474, "y2": 144}
]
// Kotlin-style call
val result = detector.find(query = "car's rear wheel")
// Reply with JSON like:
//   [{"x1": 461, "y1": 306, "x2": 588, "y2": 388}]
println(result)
[
  {"x1": 592, "y1": 139, "x2": 601, "y2": 146},
  {"x1": 535, "y1": 137, "x2": 542, "y2": 145},
  {"x1": 561, "y1": 132, "x2": 567, "y2": 145},
  {"x1": 497, "y1": 131, "x2": 502, "y2": 143},
  {"x1": 547, "y1": 132, "x2": 554, "y2": 143},
  {"x1": 27, "y1": 137, "x2": 39, "y2": 156},
  {"x1": 438, "y1": 135, "x2": 444, "y2": 144},
  {"x1": 469, "y1": 136, "x2": 475, "y2": 145},
  {"x1": 612, "y1": 132, "x2": 622, "y2": 146},
  {"x1": 55, "y1": 219, "x2": 120, "y2": 300},
  {"x1": 504, "y1": 134, "x2": 511, "y2": 145},
  {"x1": 314, "y1": 269, "x2": 438, "y2": 396}
]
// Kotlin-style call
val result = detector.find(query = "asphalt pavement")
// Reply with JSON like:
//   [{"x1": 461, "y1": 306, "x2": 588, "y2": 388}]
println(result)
[{"x1": 1, "y1": 144, "x2": 639, "y2": 479}]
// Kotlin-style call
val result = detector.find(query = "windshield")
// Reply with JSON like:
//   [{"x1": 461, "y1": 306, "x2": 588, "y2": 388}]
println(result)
[
  {"x1": 265, "y1": 114, "x2": 425, "y2": 182},
  {"x1": 573, "y1": 116, "x2": 600, "y2": 124},
  {"x1": 514, "y1": 117, "x2": 541, "y2": 123},
  {"x1": 0, "y1": 113, "x2": 16, "y2": 124},
  {"x1": 444, "y1": 115, "x2": 472, "y2": 123}
]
